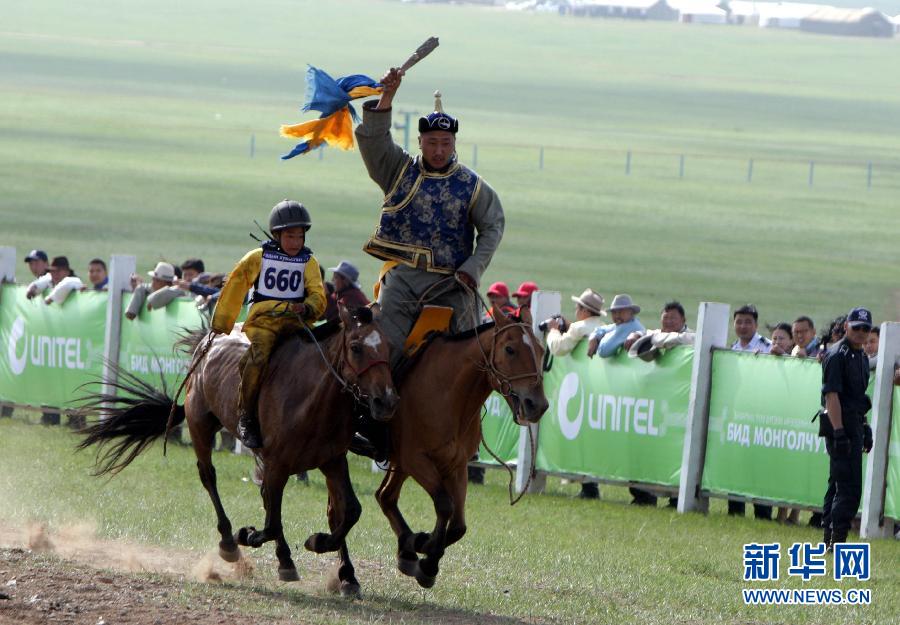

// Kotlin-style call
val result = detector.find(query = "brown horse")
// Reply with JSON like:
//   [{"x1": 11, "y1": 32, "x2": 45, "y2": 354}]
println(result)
[
  {"x1": 374, "y1": 306, "x2": 549, "y2": 588},
  {"x1": 79, "y1": 306, "x2": 397, "y2": 596}
]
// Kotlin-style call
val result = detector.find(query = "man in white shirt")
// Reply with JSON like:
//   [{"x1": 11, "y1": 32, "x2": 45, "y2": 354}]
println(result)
[
  {"x1": 545, "y1": 288, "x2": 607, "y2": 356},
  {"x1": 545, "y1": 288, "x2": 607, "y2": 500},
  {"x1": 27, "y1": 256, "x2": 83, "y2": 305},
  {"x1": 729, "y1": 303, "x2": 772, "y2": 520},
  {"x1": 731, "y1": 304, "x2": 772, "y2": 353}
]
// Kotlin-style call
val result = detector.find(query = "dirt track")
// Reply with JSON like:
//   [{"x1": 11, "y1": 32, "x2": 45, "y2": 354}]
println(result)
[{"x1": 0, "y1": 523, "x2": 301, "y2": 625}]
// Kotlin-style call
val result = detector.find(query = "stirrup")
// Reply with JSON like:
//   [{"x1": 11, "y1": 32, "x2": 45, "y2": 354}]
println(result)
[
  {"x1": 349, "y1": 433, "x2": 388, "y2": 464},
  {"x1": 238, "y1": 412, "x2": 263, "y2": 450}
]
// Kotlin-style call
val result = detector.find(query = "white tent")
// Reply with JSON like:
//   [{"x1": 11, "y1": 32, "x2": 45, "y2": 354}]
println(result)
[{"x1": 672, "y1": 0, "x2": 728, "y2": 23}]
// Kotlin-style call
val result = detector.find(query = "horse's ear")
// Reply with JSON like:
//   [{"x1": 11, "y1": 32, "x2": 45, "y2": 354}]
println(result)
[
  {"x1": 519, "y1": 306, "x2": 533, "y2": 327},
  {"x1": 338, "y1": 304, "x2": 351, "y2": 327},
  {"x1": 493, "y1": 304, "x2": 510, "y2": 327}
]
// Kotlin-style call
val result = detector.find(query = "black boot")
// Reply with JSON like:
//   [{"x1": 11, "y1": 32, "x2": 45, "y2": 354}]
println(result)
[{"x1": 238, "y1": 410, "x2": 263, "y2": 449}]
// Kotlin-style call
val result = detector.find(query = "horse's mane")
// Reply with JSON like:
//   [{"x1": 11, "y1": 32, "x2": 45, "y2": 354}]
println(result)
[{"x1": 439, "y1": 320, "x2": 496, "y2": 342}]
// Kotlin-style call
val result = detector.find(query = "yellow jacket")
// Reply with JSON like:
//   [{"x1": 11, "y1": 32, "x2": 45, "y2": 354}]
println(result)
[{"x1": 211, "y1": 247, "x2": 326, "y2": 335}]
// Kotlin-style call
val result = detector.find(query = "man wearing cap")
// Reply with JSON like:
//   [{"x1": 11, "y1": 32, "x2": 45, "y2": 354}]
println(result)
[
  {"x1": 43, "y1": 257, "x2": 84, "y2": 305},
  {"x1": 546, "y1": 289, "x2": 607, "y2": 357},
  {"x1": 512, "y1": 281, "x2": 538, "y2": 317},
  {"x1": 486, "y1": 282, "x2": 515, "y2": 318},
  {"x1": 329, "y1": 261, "x2": 370, "y2": 312},
  {"x1": 819, "y1": 307, "x2": 875, "y2": 549},
  {"x1": 26, "y1": 255, "x2": 83, "y2": 303},
  {"x1": 23, "y1": 249, "x2": 49, "y2": 280},
  {"x1": 355, "y1": 66, "x2": 504, "y2": 363},
  {"x1": 587, "y1": 294, "x2": 645, "y2": 359},
  {"x1": 125, "y1": 261, "x2": 180, "y2": 320}
]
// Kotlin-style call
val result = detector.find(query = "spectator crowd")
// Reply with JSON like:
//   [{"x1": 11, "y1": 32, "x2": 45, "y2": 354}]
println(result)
[{"x1": 6, "y1": 252, "x2": 900, "y2": 535}]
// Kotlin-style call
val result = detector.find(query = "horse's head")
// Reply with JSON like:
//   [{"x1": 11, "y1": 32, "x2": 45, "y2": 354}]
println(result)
[
  {"x1": 339, "y1": 305, "x2": 398, "y2": 422},
  {"x1": 486, "y1": 305, "x2": 549, "y2": 425}
]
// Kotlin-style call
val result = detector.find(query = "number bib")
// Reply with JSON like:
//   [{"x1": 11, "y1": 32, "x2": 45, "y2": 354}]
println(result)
[{"x1": 253, "y1": 245, "x2": 309, "y2": 302}]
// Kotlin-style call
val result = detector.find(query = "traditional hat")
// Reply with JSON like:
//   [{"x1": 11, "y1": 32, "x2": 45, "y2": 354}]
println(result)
[
  {"x1": 571, "y1": 289, "x2": 606, "y2": 316},
  {"x1": 608, "y1": 294, "x2": 641, "y2": 314},
  {"x1": 328, "y1": 260, "x2": 361, "y2": 289},
  {"x1": 147, "y1": 262, "x2": 176, "y2": 283},
  {"x1": 419, "y1": 91, "x2": 458, "y2": 134}
]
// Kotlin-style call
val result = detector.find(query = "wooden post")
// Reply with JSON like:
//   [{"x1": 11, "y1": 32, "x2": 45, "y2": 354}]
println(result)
[
  {"x1": 100, "y1": 255, "x2": 136, "y2": 413},
  {"x1": 678, "y1": 302, "x2": 731, "y2": 514},
  {"x1": 514, "y1": 290, "x2": 561, "y2": 495},
  {"x1": 0, "y1": 246, "x2": 15, "y2": 283},
  {"x1": 860, "y1": 322, "x2": 900, "y2": 538},
  {"x1": 747, "y1": 159, "x2": 753, "y2": 183}
]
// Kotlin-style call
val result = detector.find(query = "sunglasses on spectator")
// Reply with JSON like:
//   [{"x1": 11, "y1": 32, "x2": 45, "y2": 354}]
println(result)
[{"x1": 851, "y1": 325, "x2": 872, "y2": 333}]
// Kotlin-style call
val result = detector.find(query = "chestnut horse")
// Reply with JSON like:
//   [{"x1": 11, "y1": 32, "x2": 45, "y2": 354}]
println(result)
[
  {"x1": 79, "y1": 306, "x2": 397, "y2": 596},
  {"x1": 375, "y1": 306, "x2": 548, "y2": 588}
]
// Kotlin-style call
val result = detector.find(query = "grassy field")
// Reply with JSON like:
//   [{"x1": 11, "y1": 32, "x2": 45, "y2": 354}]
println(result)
[
  {"x1": 2, "y1": 0, "x2": 900, "y2": 338},
  {"x1": 2, "y1": 414, "x2": 899, "y2": 624}
]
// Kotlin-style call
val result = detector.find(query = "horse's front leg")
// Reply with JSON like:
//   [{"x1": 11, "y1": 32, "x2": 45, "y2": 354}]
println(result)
[
  {"x1": 234, "y1": 463, "x2": 297, "y2": 581},
  {"x1": 376, "y1": 467, "x2": 429, "y2": 577},
  {"x1": 304, "y1": 454, "x2": 361, "y2": 554}
]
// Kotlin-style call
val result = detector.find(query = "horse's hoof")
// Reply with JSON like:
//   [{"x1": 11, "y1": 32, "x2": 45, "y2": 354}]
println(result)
[
  {"x1": 340, "y1": 581, "x2": 361, "y2": 599},
  {"x1": 278, "y1": 567, "x2": 299, "y2": 582},
  {"x1": 234, "y1": 527, "x2": 255, "y2": 547},
  {"x1": 304, "y1": 532, "x2": 334, "y2": 554},
  {"x1": 414, "y1": 563, "x2": 437, "y2": 589},
  {"x1": 397, "y1": 553, "x2": 418, "y2": 578},
  {"x1": 218, "y1": 542, "x2": 241, "y2": 563}
]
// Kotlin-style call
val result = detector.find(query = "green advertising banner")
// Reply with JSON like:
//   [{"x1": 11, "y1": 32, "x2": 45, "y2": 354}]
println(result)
[
  {"x1": 0, "y1": 285, "x2": 107, "y2": 407},
  {"x1": 118, "y1": 298, "x2": 206, "y2": 393},
  {"x1": 535, "y1": 343, "x2": 692, "y2": 486},
  {"x1": 703, "y1": 350, "x2": 830, "y2": 507},
  {"x1": 884, "y1": 387, "x2": 900, "y2": 520},
  {"x1": 478, "y1": 393, "x2": 521, "y2": 465}
]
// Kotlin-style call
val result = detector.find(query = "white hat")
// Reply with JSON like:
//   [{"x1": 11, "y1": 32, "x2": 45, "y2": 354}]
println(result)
[
  {"x1": 148, "y1": 262, "x2": 176, "y2": 283},
  {"x1": 608, "y1": 294, "x2": 641, "y2": 314},
  {"x1": 570, "y1": 288, "x2": 607, "y2": 316}
]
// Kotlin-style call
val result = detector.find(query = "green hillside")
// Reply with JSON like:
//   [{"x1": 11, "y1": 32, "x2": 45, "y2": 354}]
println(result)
[{"x1": 2, "y1": 0, "x2": 899, "y2": 333}]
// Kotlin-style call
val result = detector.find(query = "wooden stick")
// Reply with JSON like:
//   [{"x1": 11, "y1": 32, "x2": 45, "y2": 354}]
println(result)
[{"x1": 399, "y1": 37, "x2": 439, "y2": 73}]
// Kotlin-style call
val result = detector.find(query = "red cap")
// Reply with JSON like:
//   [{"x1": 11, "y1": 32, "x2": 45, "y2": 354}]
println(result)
[
  {"x1": 487, "y1": 281, "x2": 510, "y2": 298},
  {"x1": 512, "y1": 281, "x2": 539, "y2": 298}
]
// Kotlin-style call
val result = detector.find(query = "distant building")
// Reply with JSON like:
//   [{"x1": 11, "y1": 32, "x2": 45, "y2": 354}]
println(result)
[
  {"x1": 569, "y1": 0, "x2": 680, "y2": 21},
  {"x1": 800, "y1": 7, "x2": 895, "y2": 37},
  {"x1": 673, "y1": 0, "x2": 728, "y2": 23}
]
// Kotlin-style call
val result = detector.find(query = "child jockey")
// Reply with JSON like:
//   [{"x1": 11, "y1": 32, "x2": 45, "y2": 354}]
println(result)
[{"x1": 211, "y1": 200, "x2": 326, "y2": 449}]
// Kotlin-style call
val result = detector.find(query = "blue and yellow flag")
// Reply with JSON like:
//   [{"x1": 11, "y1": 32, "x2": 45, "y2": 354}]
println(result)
[{"x1": 280, "y1": 66, "x2": 382, "y2": 159}]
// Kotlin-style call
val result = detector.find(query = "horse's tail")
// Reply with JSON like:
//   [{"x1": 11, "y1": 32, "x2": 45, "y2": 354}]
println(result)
[{"x1": 76, "y1": 364, "x2": 185, "y2": 477}]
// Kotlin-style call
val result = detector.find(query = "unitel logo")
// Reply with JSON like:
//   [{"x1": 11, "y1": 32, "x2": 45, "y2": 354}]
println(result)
[{"x1": 6, "y1": 316, "x2": 88, "y2": 375}]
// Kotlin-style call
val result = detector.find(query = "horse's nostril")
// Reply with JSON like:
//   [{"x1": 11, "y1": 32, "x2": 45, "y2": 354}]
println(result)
[
  {"x1": 372, "y1": 396, "x2": 384, "y2": 408},
  {"x1": 524, "y1": 397, "x2": 536, "y2": 410}
]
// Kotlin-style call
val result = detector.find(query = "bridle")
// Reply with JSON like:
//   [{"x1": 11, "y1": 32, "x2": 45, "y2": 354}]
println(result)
[
  {"x1": 482, "y1": 322, "x2": 543, "y2": 408},
  {"x1": 304, "y1": 323, "x2": 390, "y2": 404}
]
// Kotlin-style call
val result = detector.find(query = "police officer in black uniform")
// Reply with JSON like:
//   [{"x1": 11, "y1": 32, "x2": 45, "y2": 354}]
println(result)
[{"x1": 819, "y1": 307, "x2": 875, "y2": 548}]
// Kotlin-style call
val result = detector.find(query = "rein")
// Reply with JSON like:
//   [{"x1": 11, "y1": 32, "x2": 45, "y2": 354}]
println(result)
[
  {"x1": 300, "y1": 320, "x2": 387, "y2": 404},
  {"x1": 164, "y1": 330, "x2": 216, "y2": 455},
  {"x1": 452, "y1": 277, "x2": 543, "y2": 506}
]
